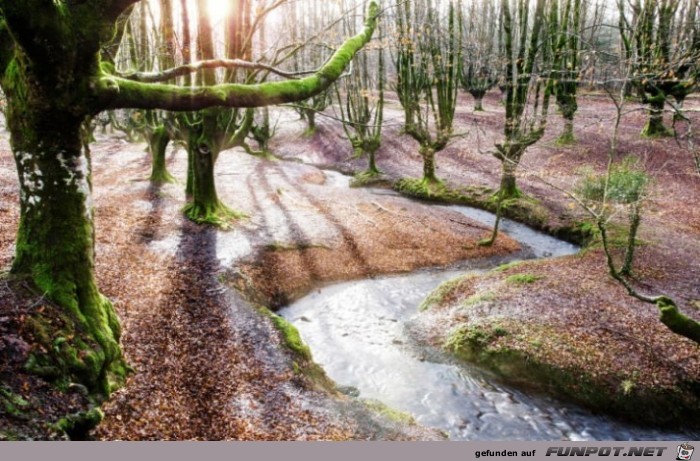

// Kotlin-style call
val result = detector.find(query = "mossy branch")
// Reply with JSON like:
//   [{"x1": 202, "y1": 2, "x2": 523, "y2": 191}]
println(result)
[
  {"x1": 118, "y1": 58, "x2": 317, "y2": 83},
  {"x1": 98, "y1": 1, "x2": 379, "y2": 111}
]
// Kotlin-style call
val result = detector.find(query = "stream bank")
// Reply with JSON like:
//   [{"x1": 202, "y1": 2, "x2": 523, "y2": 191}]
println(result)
[{"x1": 278, "y1": 197, "x2": 700, "y2": 439}]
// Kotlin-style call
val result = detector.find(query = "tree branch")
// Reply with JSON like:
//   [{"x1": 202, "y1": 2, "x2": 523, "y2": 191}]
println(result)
[
  {"x1": 97, "y1": 1, "x2": 379, "y2": 111},
  {"x1": 118, "y1": 58, "x2": 316, "y2": 83}
]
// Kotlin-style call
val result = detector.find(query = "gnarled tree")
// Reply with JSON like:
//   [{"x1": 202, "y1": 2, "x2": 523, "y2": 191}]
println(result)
[
  {"x1": 495, "y1": 0, "x2": 551, "y2": 199},
  {"x1": 0, "y1": 0, "x2": 379, "y2": 396},
  {"x1": 395, "y1": 0, "x2": 461, "y2": 184},
  {"x1": 336, "y1": 13, "x2": 385, "y2": 182}
]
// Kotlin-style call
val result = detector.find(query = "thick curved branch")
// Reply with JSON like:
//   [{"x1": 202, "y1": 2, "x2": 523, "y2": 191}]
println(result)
[
  {"x1": 119, "y1": 58, "x2": 316, "y2": 83},
  {"x1": 599, "y1": 219, "x2": 700, "y2": 345},
  {"x1": 98, "y1": 1, "x2": 379, "y2": 111}
]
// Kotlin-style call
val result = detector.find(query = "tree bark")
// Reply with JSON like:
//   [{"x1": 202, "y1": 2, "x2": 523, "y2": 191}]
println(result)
[
  {"x1": 421, "y1": 146, "x2": 439, "y2": 183},
  {"x1": 367, "y1": 148, "x2": 379, "y2": 175},
  {"x1": 474, "y1": 96, "x2": 484, "y2": 112},
  {"x1": 499, "y1": 157, "x2": 521, "y2": 199},
  {"x1": 183, "y1": 116, "x2": 243, "y2": 226},
  {"x1": 558, "y1": 117, "x2": 575, "y2": 145},
  {"x1": 148, "y1": 124, "x2": 175, "y2": 183},
  {"x1": 9, "y1": 108, "x2": 126, "y2": 395},
  {"x1": 641, "y1": 96, "x2": 670, "y2": 138}
]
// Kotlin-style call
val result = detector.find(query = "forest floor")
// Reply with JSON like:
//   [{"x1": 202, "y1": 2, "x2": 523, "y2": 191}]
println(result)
[{"x1": 0, "y1": 90, "x2": 699, "y2": 439}]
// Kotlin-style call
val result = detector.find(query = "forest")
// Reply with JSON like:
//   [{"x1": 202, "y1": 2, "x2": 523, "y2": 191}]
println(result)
[{"x1": 0, "y1": 0, "x2": 699, "y2": 441}]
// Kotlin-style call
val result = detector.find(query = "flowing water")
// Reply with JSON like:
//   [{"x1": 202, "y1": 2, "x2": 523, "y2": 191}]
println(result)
[{"x1": 279, "y1": 172, "x2": 697, "y2": 440}]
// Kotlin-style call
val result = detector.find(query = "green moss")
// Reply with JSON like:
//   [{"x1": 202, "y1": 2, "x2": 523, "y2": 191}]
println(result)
[
  {"x1": 393, "y1": 178, "x2": 555, "y2": 237},
  {"x1": 350, "y1": 170, "x2": 391, "y2": 188},
  {"x1": 267, "y1": 312, "x2": 312, "y2": 361},
  {"x1": 419, "y1": 276, "x2": 465, "y2": 311},
  {"x1": 640, "y1": 122, "x2": 672, "y2": 139},
  {"x1": 362, "y1": 399, "x2": 416, "y2": 425},
  {"x1": 492, "y1": 260, "x2": 525, "y2": 272},
  {"x1": 555, "y1": 128, "x2": 576, "y2": 146},
  {"x1": 302, "y1": 126, "x2": 317, "y2": 137},
  {"x1": 22, "y1": 297, "x2": 128, "y2": 398},
  {"x1": 505, "y1": 273, "x2": 543, "y2": 285},
  {"x1": 0, "y1": 386, "x2": 29, "y2": 417},
  {"x1": 183, "y1": 201, "x2": 247, "y2": 229},
  {"x1": 53, "y1": 408, "x2": 104, "y2": 440},
  {"x1": 444, "y1": 323, "x2": 510, "y2": 354},
  {"x1": 394, "y1": 178, "x2": 480, "y2": 205},
  {"x1": 257, "y1": 306, "x2": 335, "y2": 390},
  {"x1": 462, "y1": 291, "x2": 497, "y2": 308}
]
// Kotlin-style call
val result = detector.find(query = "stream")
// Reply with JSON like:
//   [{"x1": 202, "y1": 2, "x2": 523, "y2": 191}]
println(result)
[{"x1": 279, "y1": 171, "x2": 697, "y2": 441}]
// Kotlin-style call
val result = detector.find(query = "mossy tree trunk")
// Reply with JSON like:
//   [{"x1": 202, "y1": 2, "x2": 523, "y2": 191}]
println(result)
[
  {"x1": 367, "y1": 146, "x2": 380, "y2": 175},
  {"x1": 304, "y1": 107, "x2": 317, "y2": 134},
  {"x1": 550, "y1": 0, "x2": 582, "y2": 146},
  {"x1": 420, "y1": 146, "x2": 439, "y2": 183},
  {"x1": 498, "y1": 154, "x2": 521, "y2": 199},
  {"x1": 148, "y1": 124, "x2": 175, "y2": 183},
  {"x1": 183, "y1": 117, "x2": 238, "y2": 226},
  {"x1": 3, "y1": 49, "x2": 127, "y2": 395},
  {"x1": 641, "y1": 95, "x2": 670, "y2": 138},
  {"x1": 559, "y1": 116, "x2": 575, "y2": 145}
]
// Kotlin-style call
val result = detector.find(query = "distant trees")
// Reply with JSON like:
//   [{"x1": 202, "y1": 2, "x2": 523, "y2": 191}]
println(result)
[
  {"x1": 459, "y1": 0, "x2": 499, "y2": 112},
  {"x1": 549, "y1": 0, "x2": 583, "y2": 144},
  {"x1": 395, "y1": 0, "x2": 461, "y2": 184},
  {"x1": 618, "y1": 0, "x2": 700, "y2": 137}
]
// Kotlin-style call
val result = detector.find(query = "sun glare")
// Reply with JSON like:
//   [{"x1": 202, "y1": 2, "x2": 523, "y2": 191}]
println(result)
[{"x1": 206, "y1": 0, "x2": 231, "y2": 20}]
